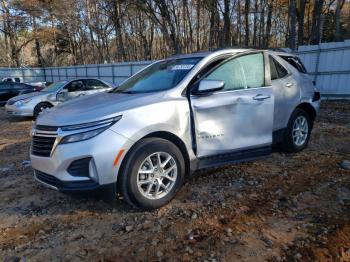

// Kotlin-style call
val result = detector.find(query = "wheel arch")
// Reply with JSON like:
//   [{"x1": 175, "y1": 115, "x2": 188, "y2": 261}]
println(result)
[
  {"x1": 296, "y1": 102, "x2": 317, "y2": 121},
  {"x1": 142, "y1": 131, "x2": 190, "y2": 174},
  {"x1": 116, "y1": 131, "x2": 191, "y2": 193},
  {"x1": 34, "y1": 101, "x2": 54, "y2": 109},
  {"x1": 117, "y1": 131, "x2": 190, "y2": 192}
]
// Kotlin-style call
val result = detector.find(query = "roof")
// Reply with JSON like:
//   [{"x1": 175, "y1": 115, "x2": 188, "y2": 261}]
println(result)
[{"x1": 168, "y1": 48, "x2": 251, "y2": 60}]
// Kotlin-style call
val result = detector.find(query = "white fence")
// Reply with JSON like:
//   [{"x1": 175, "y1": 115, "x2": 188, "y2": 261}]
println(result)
[
  {"x1": 0, "y1": 61, "x2": 151, "y2": 86},
  {"x1": 297, "y1": 39, "x2": 350, "y2": 98},
  {"x1": 0, "y1": 40, "x2": 349, "y2": 97},
  {"x1": 44, "y1": 61, "x2": 151, "y2": 85}
]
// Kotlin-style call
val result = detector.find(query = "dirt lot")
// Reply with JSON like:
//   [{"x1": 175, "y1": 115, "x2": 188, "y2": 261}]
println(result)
[{"x1": 0, "y1": 101, "x2": 349, "y2": 262}]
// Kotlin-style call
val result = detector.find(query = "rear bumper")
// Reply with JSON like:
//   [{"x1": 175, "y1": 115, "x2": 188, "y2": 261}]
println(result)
[{"x1": 5, "y1": 103, "x2": 33, "y2": 117}]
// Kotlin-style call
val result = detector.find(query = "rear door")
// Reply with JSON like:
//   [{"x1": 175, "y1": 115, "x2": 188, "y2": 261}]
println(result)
[
  {"x1": 269, "y1": 55, "x2": 299, "y2": 130},
  {"x1": 190, "y1": 51, "x2": 274, "y2": 158}
]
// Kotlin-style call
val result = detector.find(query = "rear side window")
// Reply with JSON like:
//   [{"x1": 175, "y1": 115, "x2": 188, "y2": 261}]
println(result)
[
  {"x1": 269, "y1": 56, "x2": 288, "y2": 80},
  {"x1": 279, "y1": 56, "x2": 307, "y2": 73},
  {"x1": 84, "y1": 79, "x2": 109, "y2": 90}
]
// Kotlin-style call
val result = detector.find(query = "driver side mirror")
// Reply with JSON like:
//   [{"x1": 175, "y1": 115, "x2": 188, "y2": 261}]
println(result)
[
  {"x1": 193, "y1": 79, "x2": 225, "y2": 95},
  {"x1": 56, "y1": 89, "x2": 68, "y2": 102}
]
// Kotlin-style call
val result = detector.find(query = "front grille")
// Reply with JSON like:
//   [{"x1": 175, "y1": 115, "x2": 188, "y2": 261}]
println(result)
[
  {"x1": 35, "y1": 125, "x2": 58, "y2": 132},
  {"x1": 32, "y1": 136, "x2": 56, "y2": 157}
]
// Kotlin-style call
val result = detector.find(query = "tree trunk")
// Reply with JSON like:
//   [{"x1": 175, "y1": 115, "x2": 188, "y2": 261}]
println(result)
[
  {"x1": 288, "y1": 0, "x2": 297, "y2": 50},
  {"x1": 33, "y1": 16, "x2": 44, "y2": 67},
  {"x1": 113, "y1": 0, "x2": 127, "y2": 61},
  {"x1": 310, "y1": 0, "x2": 324, "y2": 44},
  {"x1": 196, "y1": 0, "x2": 201, "y2": 51},
  {"x1": 298, "y1": 0, "x2": 306, "y2": 46},
  {"x1": 244, "y1": 0, "x2": 250, "y2": 47},
  {"x1": 334, "y1": 0, "x2": 345, "y2": 41},
  {"x1": 223, "y1": 0, "x2": 231, "y2": 47},
  {"x1": 253, "y1": 0, "x2": 259, "y2": 47},
  {"x1": 264, "y1": 1, "x2": 273, "y2": 48},
  {"x1": 238, "y1": 0, "x2": 242, "y2": 46},
  {"x1": 259, "y1": 0, "x2": 265, "y2": 48}
]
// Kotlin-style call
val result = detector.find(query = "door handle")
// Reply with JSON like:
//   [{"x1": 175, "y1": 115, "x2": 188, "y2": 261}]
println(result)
[
  {"x1": 253, "y1": 94, "x2": 270, "y2": 101},
  {"x1": 286, "y1": 83, "x2": 293, "y2": 88}
]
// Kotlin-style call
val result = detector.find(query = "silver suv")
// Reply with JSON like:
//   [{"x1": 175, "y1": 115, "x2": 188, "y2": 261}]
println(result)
[
  {"x1": 30, "y1": 50, "x2": 320, "y2": 209},
  {"x1": 5, "y1": 78, "x2": 113, "y2": 117}
]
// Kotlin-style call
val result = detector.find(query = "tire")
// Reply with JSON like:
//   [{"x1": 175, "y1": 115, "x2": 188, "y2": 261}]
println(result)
[
  {"x1": 34, "y1": 102, "x2": 53, "y2": 118},
  {"x1": 119, "y1": 138, "x2": 185, "y2": 210},
  {"x1": 281, "y1": 108, "x2": 312, "y2": 153}
]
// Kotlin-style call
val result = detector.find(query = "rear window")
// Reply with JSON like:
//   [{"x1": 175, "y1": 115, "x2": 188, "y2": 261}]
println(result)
[{"x1": 279, "y1": 56, "x2": 307, "y2": 73}]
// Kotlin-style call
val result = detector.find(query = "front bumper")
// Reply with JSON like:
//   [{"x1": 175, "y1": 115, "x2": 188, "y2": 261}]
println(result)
[
  {"x1": 30, "y1": 128, "x2": 133, "y2": 192},
  {"x1": 5, "y1": 103, "x2": 33, "y2": 117}
]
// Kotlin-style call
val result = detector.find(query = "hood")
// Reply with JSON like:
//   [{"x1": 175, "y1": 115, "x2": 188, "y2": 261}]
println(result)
[
  {"x1": 8, "y1": 91, "x2": 50, "y2": 102},
  {"x1": 36, "y1": 91, "x2": 165, "y2": 126}
]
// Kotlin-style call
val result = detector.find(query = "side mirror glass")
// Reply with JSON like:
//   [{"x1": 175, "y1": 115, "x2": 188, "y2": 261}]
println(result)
[
  {"x1": 56, "y1": 89, "x2": 68, "y2": 102},
  {"x1": 193, "y1": 79, "x2": 225, "y2": 95}
]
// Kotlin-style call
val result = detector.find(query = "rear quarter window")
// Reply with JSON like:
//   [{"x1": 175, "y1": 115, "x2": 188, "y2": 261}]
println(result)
[{"x1": 279, "y1": 55, "x2": 307, "y2": 73}]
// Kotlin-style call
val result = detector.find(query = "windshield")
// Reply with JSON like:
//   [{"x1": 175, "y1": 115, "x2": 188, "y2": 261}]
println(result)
[
  {"x1": 42, "y1": 81, "x2": 67, "y2": 92},
  {"x1": 112, "y1": 57, "x2": 202, "y2": 94}
]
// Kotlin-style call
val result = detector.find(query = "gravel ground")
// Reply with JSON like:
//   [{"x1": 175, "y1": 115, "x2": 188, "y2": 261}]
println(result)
[{"x1": 0, "y1": 101, "x2": 349, "y2": 262}]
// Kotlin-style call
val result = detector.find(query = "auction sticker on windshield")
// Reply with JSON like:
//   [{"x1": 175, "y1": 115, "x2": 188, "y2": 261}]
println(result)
[{"x1": 171, "y1": 64, "x2": 194, "y2": 70}]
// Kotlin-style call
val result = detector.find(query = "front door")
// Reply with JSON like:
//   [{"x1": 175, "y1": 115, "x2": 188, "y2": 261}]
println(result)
[
  {"x1": 65, "y1": 80, "x2": 86, "y2": 100},
  {"x1": 190, "y1": 52, "x2": 275, "y2": 158},
  {"x1": 83, "y1": 79, "x2": 112, "y2": 95}
]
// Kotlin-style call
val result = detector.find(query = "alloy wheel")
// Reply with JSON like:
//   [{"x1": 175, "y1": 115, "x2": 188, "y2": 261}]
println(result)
[
  {"x1": 292, "y1": 115, "x2": 309, "y2": 146},
  {"x1": 137, "y1": 152, "x2": 177, "y2": 200}
]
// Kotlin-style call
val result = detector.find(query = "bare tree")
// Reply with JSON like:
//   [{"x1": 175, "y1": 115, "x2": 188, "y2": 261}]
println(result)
[
  {"x1": 334, "y1": 0, "x2": 346, "y2": 41},
  {"x1": 298, "y1": 0, "x2": 306, "y2": 46},
  {"x1": 244, "y1": 0, "x2": 250, "y2": 46},
  {"x1": 288, "y1": 0, "x2": 297, "y2": 50},
  {"x1": 310, "y1": 0, "x2": 324, "y2": 44}
]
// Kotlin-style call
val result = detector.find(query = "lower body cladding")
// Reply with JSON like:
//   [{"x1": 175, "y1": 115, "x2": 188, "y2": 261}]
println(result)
[
  {"x1": 5, "y1": 103, "x2": 33, "y2": 117},
  {"x1": 30, "y1": 129, "x2": 133, "y2": 194}
]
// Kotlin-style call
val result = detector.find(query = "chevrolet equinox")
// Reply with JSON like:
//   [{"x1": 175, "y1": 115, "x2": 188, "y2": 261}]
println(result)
[{"x1": 30, "y1": 49, "x2": 321, "y2": 210}]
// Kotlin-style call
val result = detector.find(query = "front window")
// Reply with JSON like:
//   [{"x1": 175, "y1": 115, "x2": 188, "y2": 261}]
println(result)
[
  {"x1": 42, "y1": 81, "x2": 67, "y2": 92},
  {"x1": 204, "y1": 53, "x2": 265, "y2": 90},
  {"x1": 112, "y1": 58, "x2": 202, "y2": 94}
]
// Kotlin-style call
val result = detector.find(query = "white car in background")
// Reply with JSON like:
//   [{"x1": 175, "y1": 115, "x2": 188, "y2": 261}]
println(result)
[
  {"x1": 5, "y1": 78, "x2": 113, "y2": 117},
  {"x1": 2, "y1": 77, "x2": 22, "y2": 83}
]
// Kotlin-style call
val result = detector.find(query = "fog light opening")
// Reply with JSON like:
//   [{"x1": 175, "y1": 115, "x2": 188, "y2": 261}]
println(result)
[{"x1": 89, "y1": 159, "x2": 99, "y2": 182}]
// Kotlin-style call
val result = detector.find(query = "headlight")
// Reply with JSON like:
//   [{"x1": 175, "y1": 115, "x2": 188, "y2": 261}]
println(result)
[
  {"x1": 60, "y1": 127, "x2": 107, "y2": 144},
  {"x1": 60, "y1": 116, "x2": 122, "y2": 144},
  {"x1": 14, "y1": 98, "x2": 32, "y2": 106}
]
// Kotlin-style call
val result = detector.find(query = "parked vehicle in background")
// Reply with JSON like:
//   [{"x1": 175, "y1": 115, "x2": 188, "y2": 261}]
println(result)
[
  {"x1": 26, "y1": 81, "x2": 51, "y2": 91},
  {"x1": 2, "y1": 77, "x2": 22, "y2": 83},
  {"x1": 0, "y1": 82, "x2": 37, "y2": 106},
  {"x1": 5, "y1": 78, "x2": 113, "y2": 117},
  {"x1": 30, "y1": 49, "x2": 320, "y2": 210}
]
